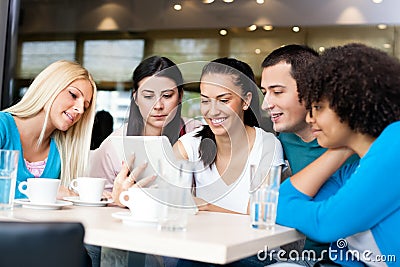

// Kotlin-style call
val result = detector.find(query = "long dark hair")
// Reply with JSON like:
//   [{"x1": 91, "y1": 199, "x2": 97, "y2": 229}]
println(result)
[
  {"x1": 126, "y1": 56, "x2": 185, "y2": 144},
  {"x1": 196, "y1": 57, "x2": 261, "y2": 167}
]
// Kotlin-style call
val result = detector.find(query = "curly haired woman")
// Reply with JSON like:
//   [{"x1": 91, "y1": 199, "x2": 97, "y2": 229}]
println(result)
[{"x1": 273, "y1": 43, "x2": 400, "y2": 266}]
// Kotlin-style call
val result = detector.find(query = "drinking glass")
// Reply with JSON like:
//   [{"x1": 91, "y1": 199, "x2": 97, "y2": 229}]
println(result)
[
  {"x1": 0, "y1": 150, "x2": 19, "y2": 210},
  {"x1": 249, "y1": 165, "x2": 282, "y2": 229},
  {"x1": 157, "y1": 161, "x2": 196, "y2": 232}
]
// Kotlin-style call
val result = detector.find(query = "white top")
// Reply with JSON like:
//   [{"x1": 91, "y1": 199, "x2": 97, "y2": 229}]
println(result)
[
  {"x1": 89, "y1": 118, "x2": 202, "y2": 191},
  {"x1": 179, "y1": 127, "x2": 285, "y2": 214},
  {"x1": 346, "y1": 230, "x2": 385, "y2": 267}
]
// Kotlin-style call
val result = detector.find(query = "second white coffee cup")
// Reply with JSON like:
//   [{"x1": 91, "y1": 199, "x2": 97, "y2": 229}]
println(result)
[
  {"x1": 69, "y1": 177, "x2": 106, "y2": 202},
  {"x1": 119, "y1": 188, "x2": 164, "y2": 221},
  {"x1": 18, "y1": 178, "x2": 60, "y2": 204}
]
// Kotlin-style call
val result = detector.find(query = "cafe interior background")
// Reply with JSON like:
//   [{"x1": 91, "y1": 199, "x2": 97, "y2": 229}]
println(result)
[{"x1": 1, "y1": 0, "x2": 400, "y2": 130}]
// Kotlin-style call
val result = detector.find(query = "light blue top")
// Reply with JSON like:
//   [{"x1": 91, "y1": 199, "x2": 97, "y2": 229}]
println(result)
[
  {"x1": 277, "y1": 121, "x2": 400, "y2": 266},
  {"x1": 0, "y1": 112, "x2": 61, "y2": 199}
]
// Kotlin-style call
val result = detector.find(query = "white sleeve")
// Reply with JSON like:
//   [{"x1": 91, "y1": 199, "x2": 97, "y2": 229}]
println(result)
[
  {"x1": 178, "y1": 128, "x2": 202, "y2": 162},
  {"x1": 272, "y1": 138, "x2": 286, "y2": 167}
]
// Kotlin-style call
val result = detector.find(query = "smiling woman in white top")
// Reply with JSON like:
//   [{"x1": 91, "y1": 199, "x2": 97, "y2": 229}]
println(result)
[{"x1": 174, "y1": 57, "x2": 285, "y2": 214}]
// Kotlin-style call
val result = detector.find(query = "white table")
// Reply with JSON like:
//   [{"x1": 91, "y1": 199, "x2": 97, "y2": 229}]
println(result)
[{"x1": 0, "y1": 204, "x2": 304, "y2": 264}]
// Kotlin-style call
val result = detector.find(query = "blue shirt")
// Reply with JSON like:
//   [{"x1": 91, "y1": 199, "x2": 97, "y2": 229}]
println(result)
[
  {"x1": 277, "y1": 121, "x2": 400, "y2": 266},
  {"x1": 0, "y1": 112, "x2": 61, "y2": 199}
]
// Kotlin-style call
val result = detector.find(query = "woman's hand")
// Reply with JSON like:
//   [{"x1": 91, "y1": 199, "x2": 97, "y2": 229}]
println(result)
[
  {"x1": 291, "y1": 146, "x2": 356, "y2": 197},
  {"x1": 102, "y1": 190, "x2": 112, "y2": 200},
  {"x1": 194, "y1": 197, "x2": 242, "y2": 214},
  {"x1": 193, "y1": 197, "x2": 209, "y2": 211},
  {"x1": 112, "y1": 154, "x2": 156, "y2": 207},
  {"x1": 331, "y1": 146, "x2": 355, "y2": 159}
]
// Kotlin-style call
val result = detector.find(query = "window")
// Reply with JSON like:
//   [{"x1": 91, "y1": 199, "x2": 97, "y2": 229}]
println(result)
[
  {"x1": 230, "y1": 34, "x2": 304, "y2": 75},
  {"x1": 19, "y1": 41, "x2": 76, "y2": 79},
  {"x1": 83, "y1": 40, "x2": 145, "y2": 82}
]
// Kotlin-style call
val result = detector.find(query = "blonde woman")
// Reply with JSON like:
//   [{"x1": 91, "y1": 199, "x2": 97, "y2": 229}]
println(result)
[{"x1": 1, "y1": 60, "x2": 97, "y2": 199}]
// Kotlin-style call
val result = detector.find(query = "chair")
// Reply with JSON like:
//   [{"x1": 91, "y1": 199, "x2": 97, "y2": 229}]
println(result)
[{"x1": 0, "y1": 221, "x2": 92, "y2": 267}]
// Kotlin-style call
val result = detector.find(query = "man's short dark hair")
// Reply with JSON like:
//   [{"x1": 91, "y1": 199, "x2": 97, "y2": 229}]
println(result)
[{"x1": 261, "y1": 44, "x2": 319, "y2": 87}]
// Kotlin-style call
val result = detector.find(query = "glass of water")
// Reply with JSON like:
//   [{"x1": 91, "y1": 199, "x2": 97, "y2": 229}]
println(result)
[
  {"x1": 0, "y1": 150, "x2": 19, "y2": 210},
  {"x1": 249, "y1": 165, "x2": 282, "y2": 229}
]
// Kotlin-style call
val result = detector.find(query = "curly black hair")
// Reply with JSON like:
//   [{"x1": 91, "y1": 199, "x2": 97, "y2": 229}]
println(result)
[{"x1": 298, "y1": 43, "x2": 400, "y2": 137}]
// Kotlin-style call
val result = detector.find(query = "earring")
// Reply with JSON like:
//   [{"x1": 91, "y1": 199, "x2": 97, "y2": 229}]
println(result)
[{"x1": 243, "y1": 105, "x2": 248, "y2": 110}]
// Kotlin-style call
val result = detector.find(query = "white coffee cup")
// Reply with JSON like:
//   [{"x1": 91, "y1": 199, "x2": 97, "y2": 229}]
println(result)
[
  {"x1": 119, "y1": 188, "x2": 164, "y2": 221},
  {"x1": 69, "y1": 177, "x2": 106, "y2": 202},
  {"x1": 18, "y1": 178, "x2": 60, "y2": 204}
]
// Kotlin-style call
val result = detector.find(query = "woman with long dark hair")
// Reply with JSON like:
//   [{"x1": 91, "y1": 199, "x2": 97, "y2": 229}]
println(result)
[
  {"x1": 89, "y1": 56, "x2": 200, "y2": 198},
  {"x1": 173, "y1": 57, "x2": 285, "y2": 214}
]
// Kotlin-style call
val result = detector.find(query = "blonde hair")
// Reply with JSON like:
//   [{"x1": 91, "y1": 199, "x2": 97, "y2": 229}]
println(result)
[{"x1": 5, "y1": 60, "x2": 97, "y2": 186}]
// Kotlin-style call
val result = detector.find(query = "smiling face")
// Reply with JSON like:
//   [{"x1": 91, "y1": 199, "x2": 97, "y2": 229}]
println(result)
[
  {"x1": 306, "y1": 100, "x2": 353, "y2": 148},
  {"x1": 200, "y1": 73, "x2": 249, "y2": 137},
  {"x1": 261, "y1": 62, "x2": 310, "y2": 139},
  {"x1": 135, "y1": 76, "x2": 181, "y2": 135},
  {"x1": 47, "y1": 78, "x2": 93, "y2": 132}
]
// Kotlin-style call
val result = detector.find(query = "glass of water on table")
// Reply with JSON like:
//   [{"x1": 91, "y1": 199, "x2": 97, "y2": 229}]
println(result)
[
  {"x1": 249, "y1": 164, "x2": 282, "y2": 229},
  {"x1": 0, "y1": 150, "x2": 19, "y2": 210}
]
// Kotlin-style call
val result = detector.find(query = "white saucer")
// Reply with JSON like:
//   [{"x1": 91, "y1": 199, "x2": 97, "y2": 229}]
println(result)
[
  {"x1": 111, "y1": 211, "x2": 158, "y2": 226},
  {"x1": 14, "y1": 199, "x2": 73, "y2": 210},
  {"x1": 63, "y1": 196, "x2": 112, "y2": 207}
]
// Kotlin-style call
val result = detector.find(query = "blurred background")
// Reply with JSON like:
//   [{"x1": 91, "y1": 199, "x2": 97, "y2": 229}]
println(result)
[{"x1": 1, "y1": 0, "x2": 400, "y2": 129}]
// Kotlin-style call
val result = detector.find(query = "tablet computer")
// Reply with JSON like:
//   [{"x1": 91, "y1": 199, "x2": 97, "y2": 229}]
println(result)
[
  {"x1": 110, "y1": 135, "x2": 177, "y2": 180},
  {"x1": 110, "y1": 135, "x2": 198, "y2": 213}
]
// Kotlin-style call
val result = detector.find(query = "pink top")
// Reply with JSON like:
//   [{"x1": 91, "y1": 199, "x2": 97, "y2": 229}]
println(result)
[{"x1": 24, "y1": 158, "x2": 47, "y2": 178}]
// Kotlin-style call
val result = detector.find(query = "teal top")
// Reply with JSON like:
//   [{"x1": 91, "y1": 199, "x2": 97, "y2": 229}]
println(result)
[
  {"x1": 278, "y1": 132, "x2": 358, "y2": 174},
  {"x1": 278, "y1": 132, "x2": 326, "y2": 174},
  {"x1": 0, "y1": 112, "x2": 61, "y2": 199}
]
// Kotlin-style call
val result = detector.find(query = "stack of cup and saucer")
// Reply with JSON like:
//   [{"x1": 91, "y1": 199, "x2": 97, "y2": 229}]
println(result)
[
  {"x1": 15, "y1": 178, "x2": 72, "y2": 210},
  {"x1": 63, "y1": 177, "x2": 111, "y2": 207},
  {"x1": 112, "y1": 187, "x2": 165, "y2": 226}
]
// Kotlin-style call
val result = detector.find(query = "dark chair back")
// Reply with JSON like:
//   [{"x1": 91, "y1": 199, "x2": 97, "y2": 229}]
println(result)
[{"x1": 0, "y1": 221, "x2": 91, "y2": 267}]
